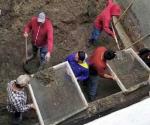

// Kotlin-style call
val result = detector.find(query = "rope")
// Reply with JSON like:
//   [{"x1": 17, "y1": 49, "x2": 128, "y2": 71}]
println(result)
[{"x1": 115, "y1": 0, "x2": 136, "y2": 25}]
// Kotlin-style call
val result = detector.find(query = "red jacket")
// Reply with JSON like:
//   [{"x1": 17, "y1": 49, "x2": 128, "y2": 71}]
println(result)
[
  {"x1": 89, "y1": 47, "x2": 107, "y2": 77},
  {"x1": 94, "y1": 0, "x2": 121, "y2": 37},
  {"x1": 24, "y1": 17, "x2": 53, "y2": 53}
]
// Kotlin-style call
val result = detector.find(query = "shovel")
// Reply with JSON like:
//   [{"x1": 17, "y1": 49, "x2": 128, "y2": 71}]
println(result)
[
  {"x1": 25, "y1": 37, "x2": 28, "y2": 61},
  {"x1": 23, "y1": 37, "x2": 31, "y2": 74},
  {"x1": 111, "y1": 24, "x2": 124, "y2": 60},
  {"x1": 111, "y1": 23, "x2": 121, "y2": 50}
]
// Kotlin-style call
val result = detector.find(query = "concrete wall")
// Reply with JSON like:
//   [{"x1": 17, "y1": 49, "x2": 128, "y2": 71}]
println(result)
[{"x1": 117, "y1": 0, "x2": 150, "y2": 48}]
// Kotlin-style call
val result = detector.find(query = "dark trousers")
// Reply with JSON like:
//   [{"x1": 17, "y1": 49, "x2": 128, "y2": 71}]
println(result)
[
  {"x1": 89, "y1": 26, "x2": 101, "y2": 43},
  {"x1": 11, "y1": 112, "x2": 22, "y2": 125},
  {"x1": 84, "y1": 75, "x2": 99, "y2": 97},
  {"x1": 32, "y1": 44, "x2": 48, "y2": 64}
]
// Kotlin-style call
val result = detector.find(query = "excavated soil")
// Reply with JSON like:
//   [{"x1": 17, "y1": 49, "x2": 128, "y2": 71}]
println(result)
[{"x1": 0, "y1": 0, "x2": 119, "y2": 124}]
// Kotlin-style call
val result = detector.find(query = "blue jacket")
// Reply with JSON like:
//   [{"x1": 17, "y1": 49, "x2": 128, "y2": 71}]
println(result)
[{"x1": 65, "y1": 53, "x2": 89, "y2": 81}]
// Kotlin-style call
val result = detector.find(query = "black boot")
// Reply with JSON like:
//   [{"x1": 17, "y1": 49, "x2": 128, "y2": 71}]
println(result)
[
  {"x1": 88, "y1": 95, "x2": 96, "y2": 102},
  {"x1": 12, "y1": 112, "x2": 22, "y2": 125}
]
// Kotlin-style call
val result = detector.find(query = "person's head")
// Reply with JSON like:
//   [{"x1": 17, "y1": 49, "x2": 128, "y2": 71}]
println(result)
[
  {"x1": 15, "y1": 74, "x2": 30, "y2": 89},
  {"x1": 37, "y1": 12, "x2": 46, "y2": 24},
  {"x1": 139, "y1": 48, "x2": 150, "y2": 56},
  {"x1": 110, "y1": 4, "x2": 121, "y2": 17},
  {"x1": 75, "y1": 51, "x2": 87, "y2": 63},
  {"x1": 104, "y1": 50, "x2": 116, "y2": 60},
  {"x1": 139, "y1": 48, "x2": 150, "y2": 67}
]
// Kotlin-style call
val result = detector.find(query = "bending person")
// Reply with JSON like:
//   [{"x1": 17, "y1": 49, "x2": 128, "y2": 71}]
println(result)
[
  {"x1": 87, "y1": 46, "x2": 116, "y2": 101},
  {"x1": 88, "y1": 0, "x2": 121, "y2": 45}
]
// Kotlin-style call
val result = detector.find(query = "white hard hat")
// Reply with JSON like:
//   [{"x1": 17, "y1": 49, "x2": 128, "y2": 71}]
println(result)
[{"x1": 16, "y1": 74, "x2": 30, "y2": 87}]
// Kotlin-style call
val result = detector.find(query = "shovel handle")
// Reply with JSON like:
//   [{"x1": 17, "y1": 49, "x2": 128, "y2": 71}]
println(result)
[
  {"x1": 111, "y1": 24, "x2": 121, "y2": 50},
  {"x1": 25, "y1": 37, "x2": 28, "y2": 60}
]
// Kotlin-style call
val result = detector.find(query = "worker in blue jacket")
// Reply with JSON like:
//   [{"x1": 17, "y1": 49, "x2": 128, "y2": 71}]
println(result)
[{"x1": 65, "y1": 51, "x2": 89, "y2": 81}]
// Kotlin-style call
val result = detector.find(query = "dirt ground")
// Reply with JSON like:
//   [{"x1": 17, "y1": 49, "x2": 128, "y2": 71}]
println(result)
[{"x1": 0, "y1": 0, "x2": 119, "y2": 124}]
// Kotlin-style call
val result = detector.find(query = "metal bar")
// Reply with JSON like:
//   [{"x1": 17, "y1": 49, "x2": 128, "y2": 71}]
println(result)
[
  {"x1": 28, "y1": 84, "x2": 45, "y2": 125},
  {"x1": 53, "y1": 61, "x2": 68, "y2": 70},
  {"x1": 66, "y1": 61, "x2": 88, "y2": 107},
  {"x1": 54, "y1": 61, "x2": 88, "y2": 107},
  {"x1": 52, "y1": 61, "x2": 88, "y2": 125},
  {"x1": 107, "y1": 64, "x2": 127, "y2": 92},
  {"x1": 126, "y1": 48, "x2": 150, "y2": 72}
]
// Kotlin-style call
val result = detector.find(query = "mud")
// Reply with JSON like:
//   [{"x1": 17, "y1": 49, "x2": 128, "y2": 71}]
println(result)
[{"x1": 34, "y1": 68, "x2": 56, "y2": 86}]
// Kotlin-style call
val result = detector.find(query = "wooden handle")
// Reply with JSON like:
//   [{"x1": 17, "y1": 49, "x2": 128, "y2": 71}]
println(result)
[
  {"x1": 111, "y1": 24, "x2": 121, "y2": 50},
  {"x1": 25, "y1": 37, "x2": 28, "y2": 60}
]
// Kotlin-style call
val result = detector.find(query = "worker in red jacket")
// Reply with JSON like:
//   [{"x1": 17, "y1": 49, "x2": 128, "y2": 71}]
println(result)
[
  {"x1": 88, "y1": 0, "x2": 121, "y2": 45},
  {"x1": 87, "y1": 46, "x2": 116, "y2": 101},
  {"x1": 23, "y1": 12, "x2": 53, "y2": 64}
]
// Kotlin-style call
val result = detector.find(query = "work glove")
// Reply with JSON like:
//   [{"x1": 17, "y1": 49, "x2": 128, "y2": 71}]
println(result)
[
  {"x1": 45, "y1": 52, "x2": 51, "y2": 62},
  {"x1": 24, "y1": 32, "x2": 28, "y2": 38}
]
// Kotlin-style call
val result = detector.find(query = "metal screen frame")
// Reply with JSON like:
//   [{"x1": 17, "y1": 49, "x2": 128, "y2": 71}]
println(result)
[
  {"x1": 28, "y1": 61, "x2": 88, "y2": 125},
  {"x1": 107, "y1": 48, "x2": 150, "y2": 92}
]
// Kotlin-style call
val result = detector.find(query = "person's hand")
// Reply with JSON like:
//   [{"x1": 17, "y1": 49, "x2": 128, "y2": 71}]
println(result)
[
  {"x1": 30, "y1": 103, "x2": 36, "y2": 110},
  {"x1": 112, "y1": 32, "x2": 116, "y2": 39},
  {"x1": 24, "y1": 32, "x2": 28, "y2": 38},
  {"x1": 45, "y1": 52, "x2": 51, "y2": 62},
  {"x1": 111, "y1": 75, "x2": 116, "y2": 80},
  {"x1": 30, "y1": 74, "x2": 34, "y2": 78}
]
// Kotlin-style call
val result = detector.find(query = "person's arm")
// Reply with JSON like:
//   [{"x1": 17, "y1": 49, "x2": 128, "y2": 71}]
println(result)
[
  {"x1": 47, "y1": 21, "x2": 53, "y2": 53},
  {"x1": 103, "y1": 73, "x2": 114, "y2": 80},
  {"x1": 23, "y1": 18, "x2": 33, "y2": 36},
  {"x1": 65, "y1": 53, "x2": 75, "y2": 62},
  {"x1": 14, "y1": 99, "x2": 33, "y2": 112},
  {"x1": 77, "y1": 69, "x2": 89, "y2": 81},
  {"x1": 97, "y1": 67, "x2": 114, "y2": 80},
  {"x1": 98, "y1": 71, "x2": 114, "y2": 80},
  {"x1": 103, "y1": 18, "x2": 114, "y2": 37},
  {"x1": 45, "y1": 21, "x2": 54, "y2": 62}
]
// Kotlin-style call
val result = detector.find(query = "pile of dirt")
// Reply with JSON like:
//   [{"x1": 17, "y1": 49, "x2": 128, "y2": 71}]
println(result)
[{"x1": 34, "y1": 68, "x2": 56, "y2": 86}]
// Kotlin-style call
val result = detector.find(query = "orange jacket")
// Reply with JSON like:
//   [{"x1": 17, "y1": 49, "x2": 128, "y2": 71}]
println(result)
[{"x1": 89, "y1": 47, "x2": 107, "y2": 77}]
